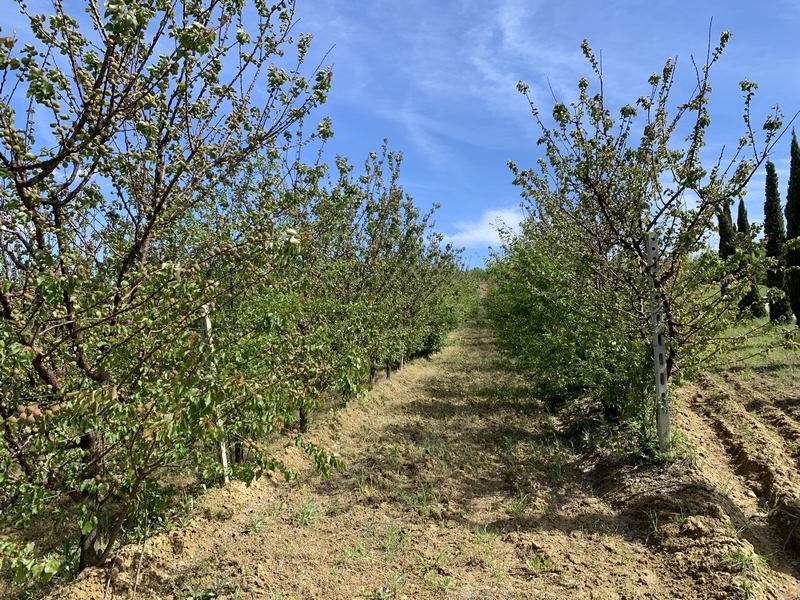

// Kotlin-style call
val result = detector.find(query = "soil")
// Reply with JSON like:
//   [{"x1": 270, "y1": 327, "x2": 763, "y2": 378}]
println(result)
[{"x1": 29, "y1": 315, "x2": 800, "y2": 599}]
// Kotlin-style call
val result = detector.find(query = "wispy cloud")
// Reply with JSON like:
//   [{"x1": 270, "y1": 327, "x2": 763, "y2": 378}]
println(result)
[
  {"x1": 294, "y1": 0, "x2": 800, "y2": 254},
  {"x1": 444, "y1": 206, "x2": 524, "y2": 249}
]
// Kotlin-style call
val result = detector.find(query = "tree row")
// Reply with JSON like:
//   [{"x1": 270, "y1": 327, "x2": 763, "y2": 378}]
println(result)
[{"x1": 0, "y1": 0, "x2": 472, "y2": 582}]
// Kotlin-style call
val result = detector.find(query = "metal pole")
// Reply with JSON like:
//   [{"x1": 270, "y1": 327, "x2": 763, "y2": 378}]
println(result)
[
  {"x1": 201, "y1": 304, "x2": 229, "y2": 484},
  {"x1": 645, "y1": 232, "x2": 671, "y2": 452}
]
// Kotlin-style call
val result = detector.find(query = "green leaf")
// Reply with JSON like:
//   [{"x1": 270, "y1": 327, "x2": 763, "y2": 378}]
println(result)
[{"x1": 81, "y1": 516, "x2": 96, "y2": 536}]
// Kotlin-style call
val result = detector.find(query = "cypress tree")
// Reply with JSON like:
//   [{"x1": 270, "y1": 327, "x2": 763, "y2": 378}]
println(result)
[
  {"x1": 764, "y1": 160, "x2": 791, "y2": 321},
  {"x1": 718, "y1": 203, "x2": 736, "y2": 259},
  {"x1": 785, "y1": 130, "x2": 800, "y2": 322},
  {"x1": 737, "y1": 198, "x2": 749, "y2": 234},
  {"x1": 736, "y1": 199, "x2": 767, "y2": 317}
]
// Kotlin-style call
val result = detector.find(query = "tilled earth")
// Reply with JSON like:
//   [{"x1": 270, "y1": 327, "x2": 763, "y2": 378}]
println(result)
[{"x1": 43, "y1": 318, "x2": 800, "y2": 599}]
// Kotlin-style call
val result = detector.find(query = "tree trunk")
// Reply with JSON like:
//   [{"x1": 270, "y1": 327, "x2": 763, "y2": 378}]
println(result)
[
  {"x1": 385, "y1": 360, "x2": 391, "y2": 379},
  {"x1": 79, "y1": 522, "x2": 103, "y2": 571},
  {"x1": 77, "y1": 430, "x2": 103, "y2": 570},
  {"x1": 299, "y1": 407, "x2": 308, "y2": 433}
]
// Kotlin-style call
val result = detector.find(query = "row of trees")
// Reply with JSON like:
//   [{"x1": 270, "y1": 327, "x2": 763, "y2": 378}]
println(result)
[
  {"x1": 761, "y1": 132, "x2": 800, "y2": 322},
  {"x1": 488, "y1": 34, "x2": 786, "y2": 446},
  {"x1": 716, "y1": 198, "x2": 765, "y2": 318},
  {"x1": 0, "y1": 0, "x2": 471, "y2": 583}
]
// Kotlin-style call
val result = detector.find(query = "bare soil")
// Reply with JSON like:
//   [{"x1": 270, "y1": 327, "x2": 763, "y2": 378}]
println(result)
[{"x1": 36, "y1": 317, "x2": 800, "y2": 599}]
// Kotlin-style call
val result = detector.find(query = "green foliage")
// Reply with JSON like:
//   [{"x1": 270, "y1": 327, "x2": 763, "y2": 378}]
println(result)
[
  {"x1": 718, "y1": 204, "x2": 737, "y2": 259},
  {"x1": 490, "y1": 33, "x2": 783, "y2": 441},
  {"x1": 0, "y1": 0, "x2": 333, "y2": 572},
  {"x1": 0, "y1": 0, "x2": 470, "y2": 587},
  {"x1": 0, "y1": 541, "x2": 60, "y2": 585},
  {"x1": 785, "y1": 131, "x2": 800, "y2": 321},
  {"x1": 735, "y1": 200, "x2": 767, "y2": 318},
  {"x1": 737, "y1": 199, "x2": 749, "y2": 235},
  {"x1": 739, "y1": 285, "x2": 767, "y2": 319},
  {"x1": 763, "y1": 160, "x2": 791, "y2": 321},
  {"x1": 488, "y1": 228, "x2": 652, "y2": 423},
  {"x1": 292, "y1": 497, "x2": 321, "y2": 526}
]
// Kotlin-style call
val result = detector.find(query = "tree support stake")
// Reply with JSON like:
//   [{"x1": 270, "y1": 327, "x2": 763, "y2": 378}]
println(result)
[{"x1": 645, "y1": 232, "x2": 671, "y2": 452}]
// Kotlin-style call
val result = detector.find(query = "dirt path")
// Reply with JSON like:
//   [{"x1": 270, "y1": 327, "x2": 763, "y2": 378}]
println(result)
[{"x1": 54, "y1": 317, "x2": 800, "y2": 599}]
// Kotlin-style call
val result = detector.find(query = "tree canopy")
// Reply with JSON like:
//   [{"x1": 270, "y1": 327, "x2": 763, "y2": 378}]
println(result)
[
  {"x1": 0, "y1": 0, "x2": 471, "y2": 581},
  {"x1": 490, "y1": 33, "x2": 783, "y2": 450}
]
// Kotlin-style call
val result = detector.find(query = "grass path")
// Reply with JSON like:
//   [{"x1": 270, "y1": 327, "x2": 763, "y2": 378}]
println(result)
[{"x1": 53, "y1": 314, "x2": 800, "y2": 600}]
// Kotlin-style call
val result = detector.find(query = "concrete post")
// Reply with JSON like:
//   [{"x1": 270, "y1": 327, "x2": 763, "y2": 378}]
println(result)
[{"x1": 645, "y1": 232, "x2": 671, "y2": 452}]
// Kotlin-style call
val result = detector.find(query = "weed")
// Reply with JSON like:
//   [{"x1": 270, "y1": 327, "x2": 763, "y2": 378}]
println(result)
[
  {"x1": 376, "y1": 524, "x2": 408, "y2": 561},
  {"x1": 524, "y1": 552, "x2": 551, "y2": 575},
  {"x1": 367, "y1": 588, "x2": 393, "y2": 600},
  {"x1": 269, "y1": 499, "x2": 284, "y2": 517},
  {"x1": 720, "y1": 550, "x2": 767, "y2": 573},
  {"x1": 756, "y1": 496, "x2": 782, "y2": 519},
  {"x1": 725, "y1": 520, "x2": 751, "y2": 538},
  {"x1": 368, "y1": 572, "x2": 406, "y2": 598},
  {"x1": 244, "y1": 512, "x2": 269, "y2": 534},
  {"x1": 645, "y1": 508, "x2": 659, "y2": 536},
  {"x1": 326, "y1": 496, "x2": 342, "y2": 516},
  {"x1": 387, "y1": 443, "x2": 401, "y2": 459},
  {"x1": 336, "y1": 539, "x2": 375, "y2": 565},
  {"x1": 503, "y1": 493, "x2": 529, "y2": 520},
  {"x1": 549, "y1": 459, "x2": 565, "y2": 482},
  {"x1": 56, "y1": 539, "x2": 80, "y2": 577},
  {"x1": 421, "y1": 431, "x2": 449, "y2": 462},
  {"x1": 472, "y1": 524, "x2": 496, "y2": 545},
  {"x1": 732, "y1": 576, "x2": 757, "y2": 599},
  {"x1": 415, "y1": 549, "x2": 453, "y2": 578},
  {"x1": 616, "y1": 548, "x2": 634, "y2": 565},
  {"x1": 355, "y1": 472, "x2": 368, "y2": 498},
  {"x1": 557, "y1": 573, "x2": 580, "y2": 589},
  {"x1": 674, "y1": 506, "x2": 689, "y2": 528},
  {"x1": 490, "y1": 556, "x2": 504, "y2": 581},
  {"x1": 503, "y1": 434, "x2": 522, "y2": 451},
  {"x1": 295, "y1": 564, "x2": 306, "y2": 584},
  {"x1": 400, "y1": 487, "x2": 439, "y2": 519},
  {"x1": 176, "y1": 576, "x2": 226, "y2": 599},
  {"x1": 424, "y1": 572, "x2": 453, "y2": 592},
  {"x1": 293, "y1": 497, "x2": 321, "y2": 526},
  {"x1": 204, "y1": 506, "x2": 233, "y2": 522}
]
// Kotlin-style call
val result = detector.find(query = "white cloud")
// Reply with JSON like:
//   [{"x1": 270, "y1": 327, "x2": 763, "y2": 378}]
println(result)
[{"x1": 444, "y1": 206, "x2": 525, "y2": 248}]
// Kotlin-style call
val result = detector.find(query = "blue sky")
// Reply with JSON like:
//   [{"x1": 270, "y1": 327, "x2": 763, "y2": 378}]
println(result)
[{"x1": 295, "y1": 0, "x2": 800, "y2": 264}]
